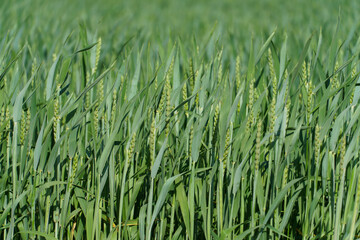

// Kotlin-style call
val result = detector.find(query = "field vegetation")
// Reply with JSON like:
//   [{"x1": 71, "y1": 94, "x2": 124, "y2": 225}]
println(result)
[{"x1": 1, "y1": 0, "x2": 360, "y2": 239}]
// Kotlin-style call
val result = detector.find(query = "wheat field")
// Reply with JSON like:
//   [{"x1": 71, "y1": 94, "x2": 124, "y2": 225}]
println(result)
[{"x1": 1, "y1": 0, "x2": 360, "y2": 239}]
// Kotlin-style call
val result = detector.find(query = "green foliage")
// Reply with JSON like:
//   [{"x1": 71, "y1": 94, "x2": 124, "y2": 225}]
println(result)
[{"x1": 1, "y1": 0, "x2": 360, "y2": 239}]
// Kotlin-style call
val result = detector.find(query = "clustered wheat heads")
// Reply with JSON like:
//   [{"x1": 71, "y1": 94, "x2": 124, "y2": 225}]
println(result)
[{"x1": 1, "y1": 7, "x2": 360, "y2": 240}]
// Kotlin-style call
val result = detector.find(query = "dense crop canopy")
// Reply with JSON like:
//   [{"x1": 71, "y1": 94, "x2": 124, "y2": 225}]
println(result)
[{"x1": 1, "y1": 0, "x2": 360, "y2": 239}]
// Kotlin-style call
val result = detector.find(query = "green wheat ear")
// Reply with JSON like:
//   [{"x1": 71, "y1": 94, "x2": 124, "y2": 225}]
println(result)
[
  {"x1": 98, "y1": 77, "x2": 104, "y2": 105},
  {"x1": 221, "y1": 122, "x2": 232, "y2": 171},
  {"x1": 20, "y1": 109, "x2": 26, "y2": 145},
  {"x1": 189, "y1": 123, "x2": 194, "y2": 160},
  {"x1": 5, "y1": 106, "x2": 10, "y2": 129},
  {"x1": 301, "y1": 61, "x2": 307, "y2": 82},
  {"x1": 69, "y1": 154, "x2": 79, "y2": 189},
  {"x1": 154, "y1": 61, "x2": 159, "y2": 90},
  {"x1": 246, "y1": 77, "x2": 255, "y2": 132},
  {"x1": 268, "y1": 48, "x2": 276, "y2": 81},
  {"x1": 26, "y1": 108, "x2": 30, "y2": 154},
  {"x1": 339, "y1": 135, "x2": 346, "y2": 176},
  {"x1": 93, "y1": 105, "x2": 99, "y2": 138},
  {"x1": 166, "y1": 58, "x2": 174, "y2": 117},
  {"x1": 149, "y1": 116, "x2": 156, "y2": 167},
  {"x1": 282, "y1": 164, "x2": 289, "y2": 187},
  {"x1": 217, "y1": 63, "x2": 222, "y2": 85},
  {"x1": 189, "y1": 58, "x2": 194, "y2": 92},
  {"x1": 314, "y1": 124, "x2": 321, "y2": 165},
  {"x1": 269, "y1": 96, "x2": 276, "y2": 141},
  {"x1": 111, "y1": 89, "x2": 117, "y2": 126},
  {"x1": 306, "y1": 80, "x2": 313, "y2": 124},
  {"x1": 255, "y1": 115, "x2": 262, "y2": 171},
  {"x1": 128, "y1": 132, "x2": 137, "y2": 165},
  {"x1": 236, "y1": 55, "x2": 241, "y2": 90},
  {"x1": 182, "y1": 81, "x2": 188, "y2": 117},
  {"x1": 165, "y1": 59, "x2": 174, "y2": 136},
  {"x1": 120, "y1": 74, "x2": 125, "y2": 93},
  {"x1": 53, "y1": 83, "x2": 60, "y2": 141},
  {"x1": 213, "y1": 102, "x2": 220, "y2": 135},
  {"x1": 92, "y1": 37, "x2": 102, "y2": 75},
  {"x1": 0, "y1": 105, "x2": 5, "y2": 123}
]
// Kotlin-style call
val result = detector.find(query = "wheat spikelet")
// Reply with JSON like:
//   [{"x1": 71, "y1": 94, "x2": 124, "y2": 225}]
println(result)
[
  {"x1": 111, "y1": 90, "x2": 117, "y2": 126},
  {"x1": 195, "y1": 70, "x2": 200, "y2": 108},
  {"x1": 236, "y1": 55, "x2": 241, "y2": 90},
  {"x1": 217, "y1": 48, "x2": 223, "y2": 62},
  {"x1": 53, "y1": 84, "x2": 61, "y2": 141},
  {"x1": 92, "y1": 37, "x2": 102, "y2": 75},
  {"x1": 120, "y1": 74, "x2": 125, "y2": 90},
  {"x1": 306, "y1": 81, "x2": 313, "y2": 124},
  {"x1": 182, "y1": 82, "x2": 188, "y2": 116},
  {"x1": 5, "y1": 106, "x2": 10, "y2": 135},
  {"x1": 255, "y1": 116, "x2": 262, "y2": 171},
  {"x1": 149, "y1": 116, "x2": 156, "y2": 166},
  {"x1": 166, "y1": 59, "x2": 174, "y2": 119},
  {"x1": 20, "y1": 110, "x2": 26, "y2": 145},
  {"x1": 93, "y1": 106, "x2": 99, "y2": 137},
  {"x1": 268, "y1": 49, "x2": 276, "y2": 81},
  {"x1": 189, "y1": 124, "x2": 194, "y2": 159},
  {"x1": 246, "y1": 77, "x2": 255, "y2": 132},
  {"x1": 189, "y1": 58, "x2": 194, "y2": 92},
  {"x1": 25, "y1": 108, "x2": 30, "y2": 153},
  {"x1": 69, "y1": 154, "x2": 79, "y2": 189},
  {"x1": 217, "y1": 63, "x2": 222, "y2": 84},
  {"x1": 103, "y1": 112, "x2": 108, "y2": 132},
  {"x1": 158, "y1": 59, "x2": 174, "y2": 121},
  {"x1": 0, "y1": 105, "x2": 5, "y2": 123},
  {"x1": 128, "y1": 132, "x2": 136, "y2": 164},
  {"x1": 301, "y1": 61, "x2": 307, "y2": 81},
  {"x1": 339, "y1": 136, "x2": 346, "y2": 175},
  {"x1": 31, "y1": 58, "x2": 37, "y2": 88},
  {"x1": 269, "y1": 60, "x2": 277, "y2": 142},
  {"x1": 284, "y1": 69, "x2": 288, "y2": 80},
  {"x1": 282, "y1": 165, "x2": 289, "y2": 188},
  {"x1": 31, "y1": 58, "x2": 37, "y2": 76},
  {"x1": 98, "y1": 79, "x2": 104, "y2": 105},
  {"x1": 221, "y1": 122, "x2": 232, "y2": 171}
]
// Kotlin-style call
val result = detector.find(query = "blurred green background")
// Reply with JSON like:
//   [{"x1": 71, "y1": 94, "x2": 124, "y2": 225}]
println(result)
[
  {"x1": 1, "y1": 0, "x2": 359, "y2": 74},
  {"x1": 3, "y1": 0, "x2": 359, "y2": 43}
]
